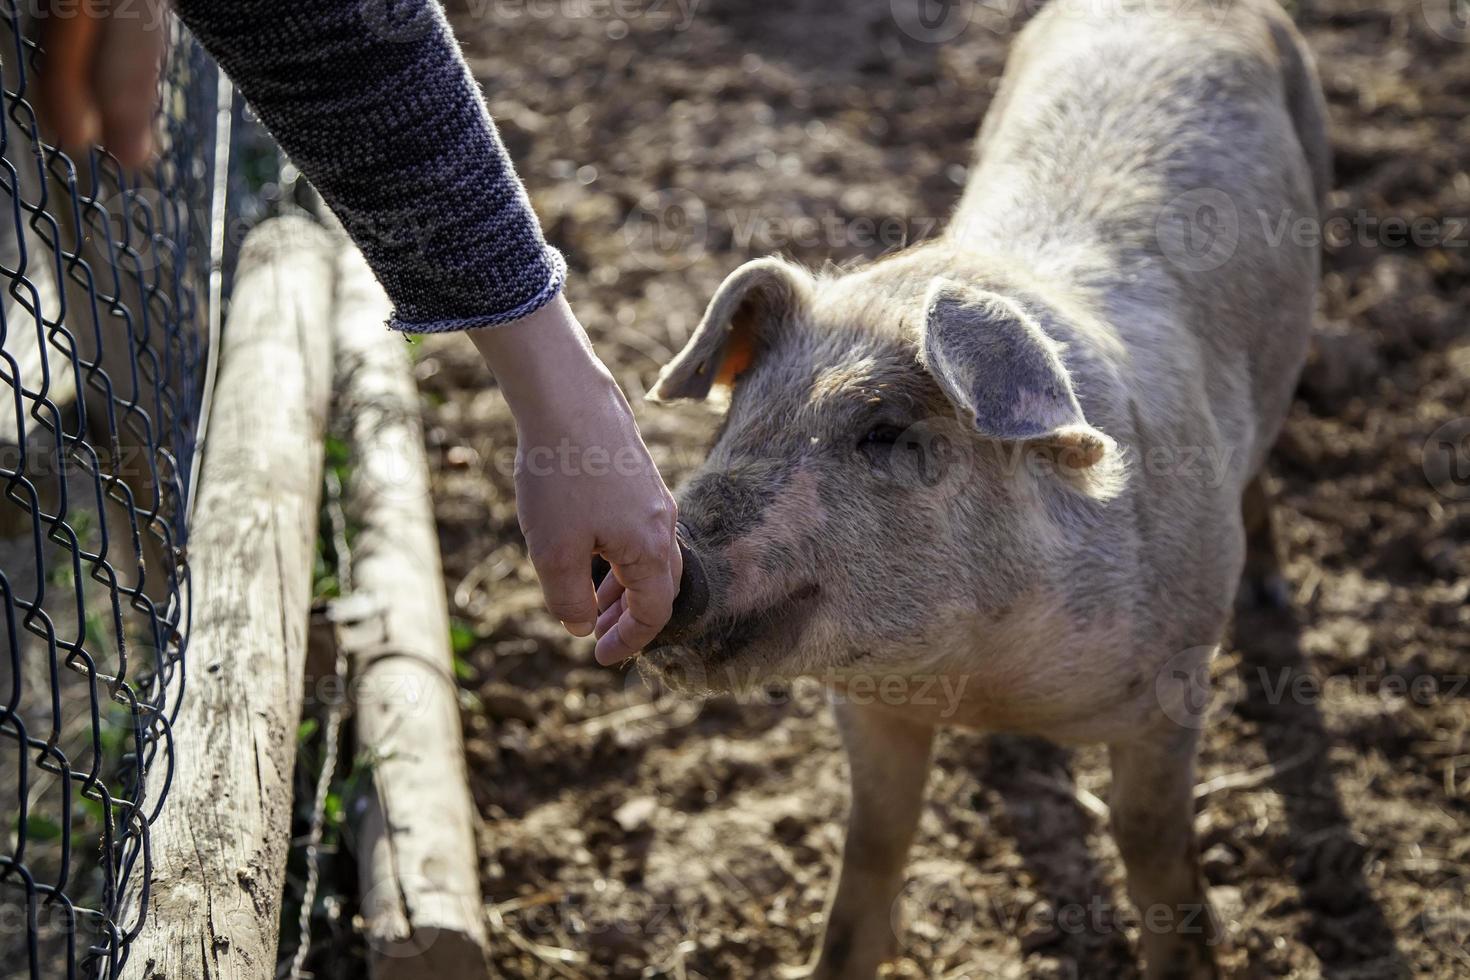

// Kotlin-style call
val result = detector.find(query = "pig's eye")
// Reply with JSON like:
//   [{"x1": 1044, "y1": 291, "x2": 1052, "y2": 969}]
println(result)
[{"x1": 858, "y1": 423, "x2": 905, "y2": 451}]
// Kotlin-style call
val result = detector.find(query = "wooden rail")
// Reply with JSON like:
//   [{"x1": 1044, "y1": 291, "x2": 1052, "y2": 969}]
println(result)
[
  {"x1": 123, "y1": 216, "x2": 492, "y2": 979},
  {"x1": 329, "y1": 242, "x2": 492, "y2": 979},
  {"x1": 122, "y1": 216, "x2": 336, "y2": 980}
]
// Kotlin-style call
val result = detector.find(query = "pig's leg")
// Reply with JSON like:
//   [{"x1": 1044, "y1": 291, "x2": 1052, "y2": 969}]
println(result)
[
  {"x1": 1108, "y1": 729, "x2": 1221, "y2": 980},
  {"x1": 810, "y1": 701, "x2": 935, "y2": 980},
  {"x1": 1237, "y1": 472, "x2": 1289, "y2": 610}
]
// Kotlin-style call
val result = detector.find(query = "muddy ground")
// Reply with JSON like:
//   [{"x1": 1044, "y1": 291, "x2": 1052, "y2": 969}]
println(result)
[{"x1": 411, "y1": 0, "x2": 1470, "y2": 976}]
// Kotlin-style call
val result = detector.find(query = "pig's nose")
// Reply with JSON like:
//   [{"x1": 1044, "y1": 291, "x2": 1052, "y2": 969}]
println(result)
[
  {"x1": 590, "y1": 522, "x2": 710, "y2": 651},
  {"x1": 657, "y1": 523, "x2": 709, "y2": 647}
]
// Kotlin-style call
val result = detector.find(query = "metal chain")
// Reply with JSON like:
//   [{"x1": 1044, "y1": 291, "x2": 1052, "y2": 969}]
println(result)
[{"x1": 288, "y1": 465, "x2": 351, "y2": 980}]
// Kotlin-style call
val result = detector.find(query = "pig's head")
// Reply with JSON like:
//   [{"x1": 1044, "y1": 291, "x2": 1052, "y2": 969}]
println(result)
[{"x1": 641, "y1": 249, "x2": 1125, "y2": 693}]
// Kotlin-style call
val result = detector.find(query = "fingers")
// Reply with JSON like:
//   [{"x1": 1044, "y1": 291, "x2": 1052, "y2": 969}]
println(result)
[
  {"x1": 502, "y1": 344, "x2": 681, "y2": 663},
  {"x1": 594, "y1": 594, "x2": 624, "y2": 640},
  {"x1": 36, "y1": 0, "x2": 164, "y2": 166},
  {"x1": 528, "y1": 543, "x2": 599, "y2": 637},
  {"x1": 93, "y1": 0, "x2": 167, "y2": 167},
  {"x1": 595, "y1": 569, "x2": 625, "y2": 613},
  {"x1": 38, "y1": 5, "x2": 106, "y2": 151},
  {"x1": 593, "y1": 537, "x2": 679, "y2": 666}
]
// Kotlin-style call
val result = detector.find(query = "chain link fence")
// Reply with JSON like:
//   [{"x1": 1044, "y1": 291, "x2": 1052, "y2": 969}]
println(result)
[{"x1": 0, "y1": 9, "x2": 277, "y2": 978}]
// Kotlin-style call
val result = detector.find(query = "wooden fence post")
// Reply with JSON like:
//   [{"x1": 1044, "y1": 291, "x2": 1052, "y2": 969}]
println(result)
[
  {"x1": 328, "y1": 241, "x2": 493, "y2": 979},
  {"x1": 121, "y1": 216, "x2": 336, "y2": 980}
]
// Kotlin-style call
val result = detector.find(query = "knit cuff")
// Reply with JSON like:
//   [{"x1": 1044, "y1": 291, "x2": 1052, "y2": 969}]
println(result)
[{"x1": 386, "y1": 247, "x2": 568, "y2": 334}]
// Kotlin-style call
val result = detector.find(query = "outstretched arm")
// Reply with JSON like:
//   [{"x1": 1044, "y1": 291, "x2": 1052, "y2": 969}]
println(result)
[
  {"x1": 36, "y1": 0, "x2": 681, "y2": 661},
  {"x1": 171, "y1": 0, "x2": 566, "y2": 333}
]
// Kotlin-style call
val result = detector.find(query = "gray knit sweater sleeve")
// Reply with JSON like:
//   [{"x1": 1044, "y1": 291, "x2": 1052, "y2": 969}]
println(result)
[{"x1": 173, "y1": 0, "x2": 566, "y2": 333}]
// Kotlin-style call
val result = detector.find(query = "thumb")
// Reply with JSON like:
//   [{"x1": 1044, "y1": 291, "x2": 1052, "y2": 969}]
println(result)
[
  {"x1": 528, "y1": 543, "x2": 598, "y2": 636},
  {"x1": 93, "y1": 0, "x2": 167, "y2": 167}
]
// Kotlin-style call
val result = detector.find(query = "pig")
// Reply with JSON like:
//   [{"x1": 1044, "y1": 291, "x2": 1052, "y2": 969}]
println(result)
[{"x1": 636, "y1": 0, "x2": 1329, "y2": 976}]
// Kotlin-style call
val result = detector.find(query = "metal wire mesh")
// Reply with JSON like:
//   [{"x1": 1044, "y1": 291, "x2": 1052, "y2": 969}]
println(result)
[{"x1": 0, "y1": 10, "x2": 258, "y2": 979}]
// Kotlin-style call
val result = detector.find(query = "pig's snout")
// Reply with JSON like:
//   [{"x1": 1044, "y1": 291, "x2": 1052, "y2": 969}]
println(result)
[
  {"x1": 590, "y1": 523, "x2": 710, "y2": 653},
  {"x1": 653, "y1": 524, "x2": 710, "y2": 647}
]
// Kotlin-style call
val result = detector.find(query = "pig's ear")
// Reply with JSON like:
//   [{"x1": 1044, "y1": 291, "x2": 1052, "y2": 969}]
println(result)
[
  {"x1": 649, "y1": 257, "x2": 811, "y2": 403},
  {"x1": 919, "y1": 278, "x2": 1117, "y2": 470}
]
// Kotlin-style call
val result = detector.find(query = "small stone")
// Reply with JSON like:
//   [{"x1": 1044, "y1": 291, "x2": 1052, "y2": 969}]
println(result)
[
  {"x1": 613, "y1": 796, "x2": 658, "y2": 832},
  {"x1": 1024, "y1": 953, "x2": 1071, "y2": 979},
  {"x1": 1211, "y1": 884, "x2": 1245, "y2": 928}
]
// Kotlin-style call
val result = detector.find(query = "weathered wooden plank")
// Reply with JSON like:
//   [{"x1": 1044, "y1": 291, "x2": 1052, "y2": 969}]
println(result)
[
  {"x1": 121, "y1": 215, "x2": 336, "y2": 980},
  {"x1": 329, "y1": 242, "x2": 492, "y2": 980}
]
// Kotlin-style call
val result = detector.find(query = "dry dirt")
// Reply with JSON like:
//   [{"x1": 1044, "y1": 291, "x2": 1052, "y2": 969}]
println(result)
[{"x1": 411, "y1": 0, "x2": 1470, "y2": 975}]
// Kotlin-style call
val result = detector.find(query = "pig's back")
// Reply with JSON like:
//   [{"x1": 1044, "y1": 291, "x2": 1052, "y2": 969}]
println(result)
[{"x1": 951, "y1": 0, "x2": 1323, "y2": 485}]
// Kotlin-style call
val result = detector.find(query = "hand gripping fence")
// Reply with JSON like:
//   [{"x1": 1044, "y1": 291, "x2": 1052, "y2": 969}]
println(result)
[{"x1": 0, "y1": 10, "x2": 272, "y2": 979}]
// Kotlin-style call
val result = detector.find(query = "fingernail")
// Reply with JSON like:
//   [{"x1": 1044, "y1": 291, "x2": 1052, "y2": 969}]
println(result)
[{"x1": 563, "y1": 620, "x2": 594, "y2": 637}]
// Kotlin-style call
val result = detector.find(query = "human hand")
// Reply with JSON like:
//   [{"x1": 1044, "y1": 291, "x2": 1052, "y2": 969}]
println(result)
[
  {"x1": 36, "y1": 0, "x2": 169, "y2": 167},
  {"x1": 471, "y1": 295, "x2": 681, "y2": 665}
]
